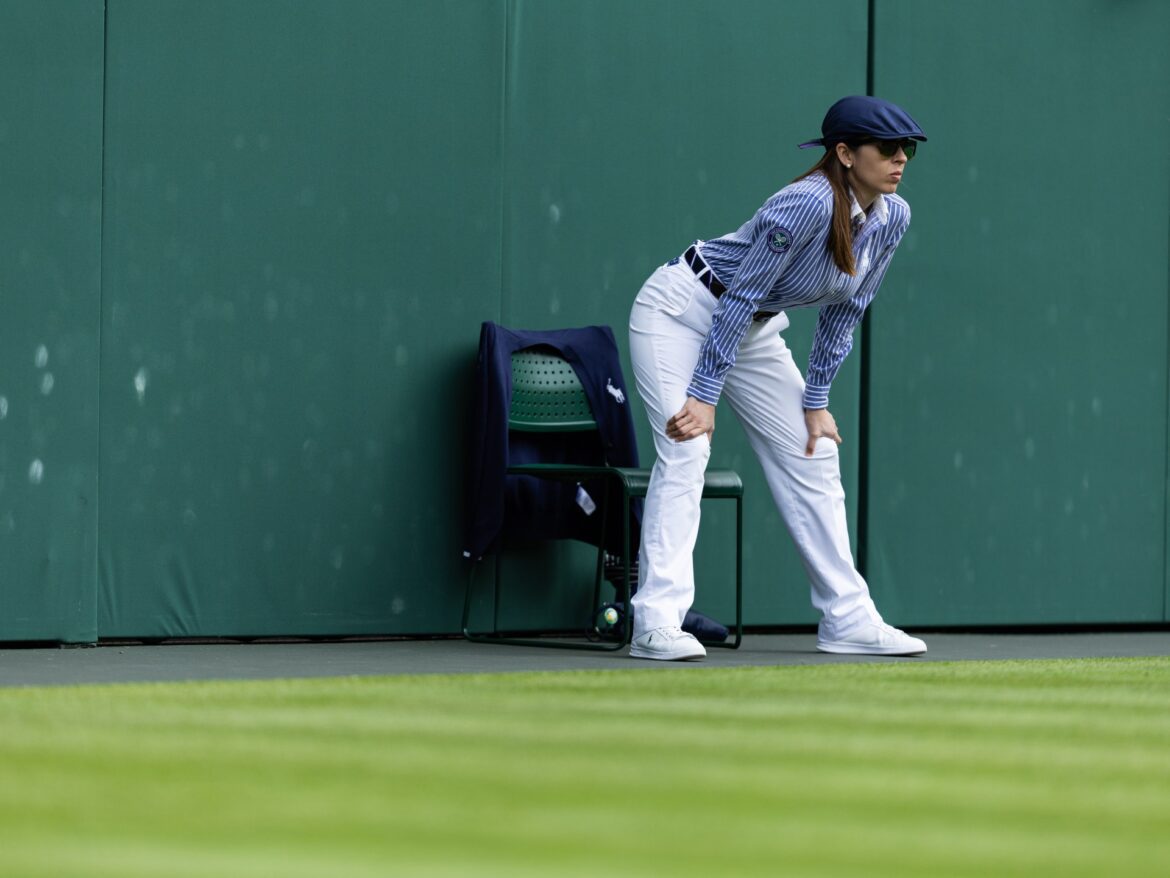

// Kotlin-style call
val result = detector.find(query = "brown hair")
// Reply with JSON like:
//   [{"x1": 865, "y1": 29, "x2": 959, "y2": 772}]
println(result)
[{"x1": 793, "y1": 148, "x2": 855, "y2": 275}]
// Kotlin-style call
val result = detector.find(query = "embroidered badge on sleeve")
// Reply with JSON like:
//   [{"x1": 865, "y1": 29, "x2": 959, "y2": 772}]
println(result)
[{"x1": 767, "y1": 226, "x2": 792, "y2": 253}]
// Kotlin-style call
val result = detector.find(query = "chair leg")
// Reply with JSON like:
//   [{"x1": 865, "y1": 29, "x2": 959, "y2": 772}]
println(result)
[
  {"x1": 590, "y1": 479, "x2": 610, "y2": 629},
  {"x1": 619, "y1": 487, "x2": 633, "y2": 646},
  {"x1": 461, "y1": 559, "x2": 479, "y2": 638},
  {"x1": 493, "y1": 551, "x2": 502, "y2": 634},
  {"x1": 732, "y1": 493, "x2": 743, "y2": 647}
]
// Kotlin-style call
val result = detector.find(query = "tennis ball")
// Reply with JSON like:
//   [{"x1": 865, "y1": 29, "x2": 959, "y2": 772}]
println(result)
[{"x1": 603, "y1": 607, "x2": 619, "y2": 626}]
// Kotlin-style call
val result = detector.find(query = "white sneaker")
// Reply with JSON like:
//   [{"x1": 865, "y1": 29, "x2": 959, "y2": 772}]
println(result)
[
  {"x1": 629, "y1": 626, "x2": 706, "y2": 661},
  {"x1": 817, "y1": 621, "x2": 927, "y2": 656}
]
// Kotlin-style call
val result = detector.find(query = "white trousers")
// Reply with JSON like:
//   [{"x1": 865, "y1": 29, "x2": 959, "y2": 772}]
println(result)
[{"x1": 628, "y1": 260, "x2": 882, "y2": 638}]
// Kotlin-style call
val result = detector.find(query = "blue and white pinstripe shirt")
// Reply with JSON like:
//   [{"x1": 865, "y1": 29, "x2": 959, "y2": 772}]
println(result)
[{"x1": 687, "y1": 172, "x2": 910, "y2": 410}]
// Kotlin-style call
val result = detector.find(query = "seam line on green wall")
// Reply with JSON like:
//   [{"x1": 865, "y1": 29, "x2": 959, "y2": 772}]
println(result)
[
  {"x1": 497, "y1": 0, "x2": 512, "y2": 326},
  {"x1": 92, "y1": 0, "x2": 110, "y2": 642},
  {"x1": 857, "y1": 0, "x2": 876, "y2": 578}
]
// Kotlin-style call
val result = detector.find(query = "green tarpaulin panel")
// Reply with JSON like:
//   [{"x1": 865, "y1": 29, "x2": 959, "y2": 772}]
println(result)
[
  {"x1": 867, "y1": 0, "x2": 1170, "y2": 624},
  {"x1": 0, "y1": 1, "x2": 103, "y2": 643},
  {"x1": 99, "y1": 1, "x2": 505, "y2": 637}
]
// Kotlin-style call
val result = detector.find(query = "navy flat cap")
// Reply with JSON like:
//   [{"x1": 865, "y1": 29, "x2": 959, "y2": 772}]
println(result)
[{"x1": 799, "y1": 95, "x2": 927, "y2": 148}]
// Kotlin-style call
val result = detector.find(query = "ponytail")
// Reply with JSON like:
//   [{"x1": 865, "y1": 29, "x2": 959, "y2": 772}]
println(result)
[{"x1": 793, "y1": 150, "x2": 855, "y2": 275}]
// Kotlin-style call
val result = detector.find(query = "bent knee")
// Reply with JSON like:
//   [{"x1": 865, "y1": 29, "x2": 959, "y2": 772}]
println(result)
[{"x1": 652, "y1": 432, "x2": 712, "y2": 471}]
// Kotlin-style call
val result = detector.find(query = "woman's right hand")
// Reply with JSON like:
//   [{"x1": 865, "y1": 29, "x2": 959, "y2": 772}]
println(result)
[{"x1": 666, "y1": 397, "x2": 715, "y2": 443}]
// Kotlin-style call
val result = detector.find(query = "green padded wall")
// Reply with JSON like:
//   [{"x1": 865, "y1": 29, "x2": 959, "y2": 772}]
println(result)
[
  {"x1": 499, "y1": 0, "x2": 869, "y2": 628},
  {"x1": 866, "y1": 0, "x2": 1170, "y2": 624},
  {"x1": 3, "y1": 1, "x2": 1168, "y2": 643},
  {"x1": 99, "y1": 0, "x2": 504, "y2": 637},
  {"x1": 0, "y1": 2, "x2": 104, "y2": 643}
]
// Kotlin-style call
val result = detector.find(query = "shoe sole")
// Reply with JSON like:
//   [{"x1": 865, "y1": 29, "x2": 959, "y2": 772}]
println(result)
[
  {"x1": 628, "y1": 645, "x2": 706, "y2": 661},
  {"x1": 817, "y1": 640, "x2": 926, "y2": 656}
]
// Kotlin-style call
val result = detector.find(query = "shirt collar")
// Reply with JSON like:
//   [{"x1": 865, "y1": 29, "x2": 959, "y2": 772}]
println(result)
[{"x1": 849, "y1": 191, "x2": 888, "y2": 227}]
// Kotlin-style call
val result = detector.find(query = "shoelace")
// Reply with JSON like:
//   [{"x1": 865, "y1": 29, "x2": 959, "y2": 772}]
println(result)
[{"x1": 875, "y1": 622, "x2": 910, "y2": 641}]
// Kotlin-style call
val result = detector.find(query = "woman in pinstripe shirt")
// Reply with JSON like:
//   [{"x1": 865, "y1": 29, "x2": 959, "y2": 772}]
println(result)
[{"x1": 628, "y1": 96, "x2": 929, "y2": 661}]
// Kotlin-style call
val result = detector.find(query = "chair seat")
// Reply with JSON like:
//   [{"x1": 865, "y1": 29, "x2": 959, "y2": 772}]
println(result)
[
  {"x1": 612, "y1": 467, "x2": 742, "y2": 498},
  {"x1": 508, "y1": 463, "x2": 743, "y2": 498}
]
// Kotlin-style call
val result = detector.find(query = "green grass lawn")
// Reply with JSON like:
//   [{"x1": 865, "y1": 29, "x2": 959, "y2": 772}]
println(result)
[{"x1": 1, "y1": 657, "x2": 1168, "y2": 877}]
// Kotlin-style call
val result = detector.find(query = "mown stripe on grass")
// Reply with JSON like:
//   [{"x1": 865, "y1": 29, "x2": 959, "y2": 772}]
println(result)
[{"x1": 1, "y1": 657, "x2": 1168, "y2": 878}]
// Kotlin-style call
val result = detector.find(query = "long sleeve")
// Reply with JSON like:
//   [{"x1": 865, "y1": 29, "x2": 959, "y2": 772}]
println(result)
[
  {"x1": 803, "y1": 240, "x2": 898, "y2": 410},
  {"x1": 686, "y1": 188, "x2": 830, "y2": 405}
]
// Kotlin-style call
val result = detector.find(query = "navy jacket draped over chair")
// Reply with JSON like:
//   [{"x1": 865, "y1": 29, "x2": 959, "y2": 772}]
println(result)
[{"x1": 463, "y1": 322, "x2": 642, "y2": 562}]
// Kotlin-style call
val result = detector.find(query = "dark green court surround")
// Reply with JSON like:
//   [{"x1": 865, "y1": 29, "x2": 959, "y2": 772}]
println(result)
[
  {"x1": 0, "y1": 1, "x2": 104, "y2": 644},
  {"x1": 1, "y1": 1, "x2": 1167, "y2": 643},
  {"x1": 866, "y1": 0, "x2": 1170, "y2": 626},
  {"x1": 1, "y1": 632, "x2": 1168, "y2": 689}
]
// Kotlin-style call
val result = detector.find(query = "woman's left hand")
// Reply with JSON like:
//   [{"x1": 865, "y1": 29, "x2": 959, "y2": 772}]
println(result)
[{"x1": 804, "y1": 408, "x2": 842, "y2": 456}]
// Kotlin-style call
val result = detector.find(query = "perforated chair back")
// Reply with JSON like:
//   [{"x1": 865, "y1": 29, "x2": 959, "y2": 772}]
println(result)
[{"x1": 509, "y1": 349, "x2": 597, "y2": 432}]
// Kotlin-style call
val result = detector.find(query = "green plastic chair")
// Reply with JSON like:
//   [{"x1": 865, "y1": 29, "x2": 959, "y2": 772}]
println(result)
[{"x1": 462, "y1": 348, "x2": 743, "y2": 650}]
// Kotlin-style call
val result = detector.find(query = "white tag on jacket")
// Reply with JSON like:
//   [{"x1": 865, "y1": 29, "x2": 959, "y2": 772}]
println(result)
[
  {"x1": 606, "y1": 379, "x2": 625, "y2": 404},
  {"x1": 576, "y1": 484, "x2": 597, "y2": 516}
]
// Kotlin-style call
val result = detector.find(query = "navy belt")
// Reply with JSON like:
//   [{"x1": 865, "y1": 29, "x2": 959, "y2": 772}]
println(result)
[
  {"x1": 683, "y1": 244, "x2": 727, "y2": 296},
  {"x1": 682, "y1": 245, "x2": 778, "y2": 323}
]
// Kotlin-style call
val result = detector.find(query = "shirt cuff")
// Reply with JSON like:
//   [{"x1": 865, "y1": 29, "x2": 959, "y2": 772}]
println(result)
[
  {"x1": 802, "y1": 383, "x2": 830, "y2": 410},
  {"x1": 685, "y1": 373, "x2": 723, "y2": 406}
]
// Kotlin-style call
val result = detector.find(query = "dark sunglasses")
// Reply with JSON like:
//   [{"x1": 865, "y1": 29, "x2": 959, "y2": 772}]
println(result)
[{"x1": 859, "y1": 138, "x2": 918, "y2": 160}]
